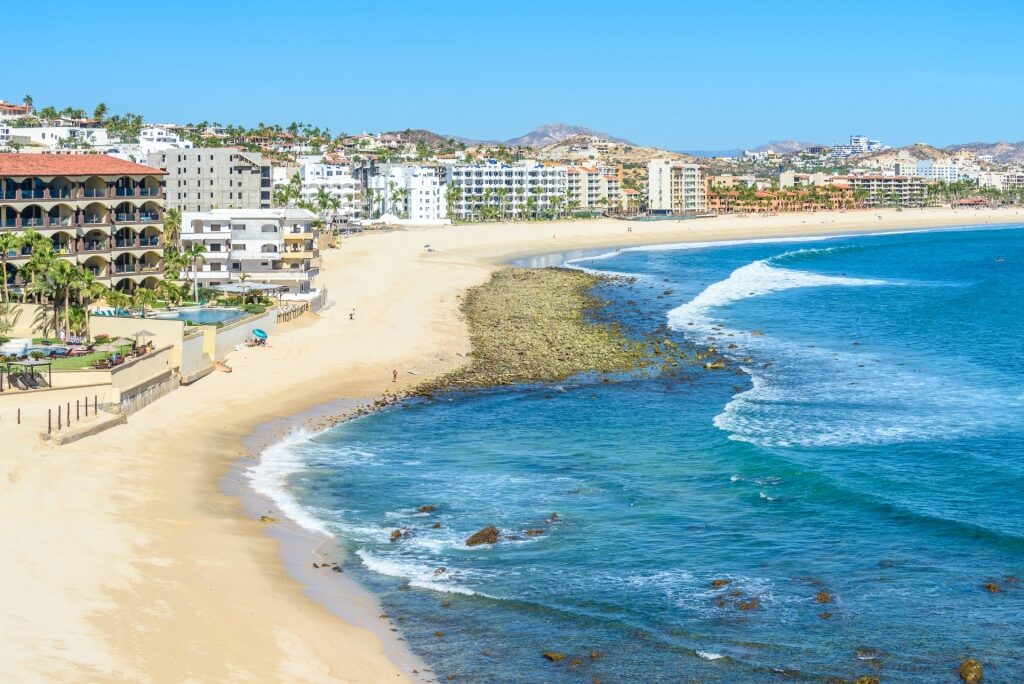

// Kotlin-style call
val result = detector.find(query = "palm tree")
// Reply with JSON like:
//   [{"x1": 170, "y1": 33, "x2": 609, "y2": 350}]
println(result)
[
  {"x1": 0, "y1": 231, "x2": 22, "y2": 304},
  {"x1": 157, "y1": 279, "x2": 185, "y2": 307},
  {"x1": 93, "y1": 102, "x2": 109, "y2": 122},
  {"x1": 238, "y1": 273, "x2": 252, "y2": 304},
  {"x1": 22, "y1": 94, "x2": 33, "y2": 109},
  {"x1": 163, "y1": 208, "x2": 183, "y2": 251},
  {"x1": 20, "y1": 232, "x2": 54, "y2": 303},
  {"x1": 184, "y1": 243, "x2": 207, "y2": 304},
  {"x1": 495, "y1": 187, "x2": 509, "y2": 221},
  {"x1": 445, "y1": 183, "x2": 462, "y2": 221},
  {"x1": 132, "y1": 288, "x2": 158, "y2": 316}
]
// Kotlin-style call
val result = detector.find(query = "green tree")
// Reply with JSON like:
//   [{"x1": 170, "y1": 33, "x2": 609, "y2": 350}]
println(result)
[
  {"x1": 184, "y1": 243, "x2": 207, "y2": 304},
  {"x1": 93, "y1": 102, "x2": 109, "y2": 121},
  {"x1": 163, "y1": 207, "x2": 183, "y2": 250},
  {"x1": 132, "y1": 287, "x2": 158, "y2": 316},
  {"x1": 0, "y1": 231, "x2": 22, "y2": 304}
]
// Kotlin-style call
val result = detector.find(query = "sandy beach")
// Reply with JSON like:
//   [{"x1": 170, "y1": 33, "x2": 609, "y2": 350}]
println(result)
[{"x1": 2, "y1": 207, "x2": 1021, "y2": 683}]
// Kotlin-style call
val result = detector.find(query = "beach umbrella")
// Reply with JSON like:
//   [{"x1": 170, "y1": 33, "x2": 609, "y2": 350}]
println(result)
[
  {"x1": 134, "y1": 329, "x2": 155, "y2": 343},
  {"x1": 252, "y1": 328, "x2": 268, "y2": 340},
  {"x1": 110, "y1": 337, "x2": 133, "y2": 347}
]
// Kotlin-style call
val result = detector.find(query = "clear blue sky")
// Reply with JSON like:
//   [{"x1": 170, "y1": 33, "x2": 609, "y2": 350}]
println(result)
[{"x1": 7, "y1": 1, "x2": 1021, "y2": 150}]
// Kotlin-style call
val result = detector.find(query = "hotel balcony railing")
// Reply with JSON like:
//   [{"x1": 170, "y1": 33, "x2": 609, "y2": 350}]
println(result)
[
  {"x1": 22, "y1": 217, "x2": 44, "y2": 227},
  {"x1": 113, "y1": 262, "x2": 162, "y2": 274},
  {"x1": 138, "y1": 187, "x2": 160, "y2": 196},
  {"x1": 83, "y1": 214, "x2": 107, "y2": 224},
  {"x1": 83, "y1": 188, "x2": 108, "y2": 198},
  {"x1": 82, "y1": 241, "x2": 108, "y2": 252},
  {"x1": 46, "y1": 215, "x2": 73, "y2": 226},
  {"x1": 1, "y1": 218, "x2": 16, "y2": 228}
]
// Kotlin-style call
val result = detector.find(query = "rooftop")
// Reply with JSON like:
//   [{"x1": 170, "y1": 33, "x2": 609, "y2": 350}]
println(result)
[{"x1": 0, "y1": 153, "x2": 165, "y2": 177}]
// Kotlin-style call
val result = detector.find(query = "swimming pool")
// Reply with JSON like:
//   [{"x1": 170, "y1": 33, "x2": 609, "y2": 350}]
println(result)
[
  {"x1": 156, "y1": 307, "x2": 247, "y2": 324},
  {"x1": 26, "y1": 346, "x2": 69, "y2": 357}
]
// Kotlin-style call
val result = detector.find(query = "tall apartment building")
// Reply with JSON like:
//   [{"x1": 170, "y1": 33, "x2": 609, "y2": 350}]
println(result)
[
  {"x1": 147, "y1": 148, "x2": 272, "y2": 212},
  {"x1": 179, "y1": 208, "x2": 319, "y2": 294},
  {"x1": 447, "y1": 160, "x2": 568, "y2": 220},
  {"x1": 299, "y1": 157, "x2": 361, "y2": 224},
  {"x1": 647, "y1": 159, "x2": 707, "y2": 215},
  {"x1": 368, "y1": 164, "x2": 448, "y2": 223},
  {"x1": 0, "y1": 154, "x2": 166, "y2": 292},
  {"x1": 566, "y1": 165, "x2": 622, "y2": 212}
]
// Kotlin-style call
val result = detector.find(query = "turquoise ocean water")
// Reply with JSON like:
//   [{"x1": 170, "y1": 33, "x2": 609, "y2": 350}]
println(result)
[{"x1": 252, "y1": 226, "x2": 1024, "y2": 682}]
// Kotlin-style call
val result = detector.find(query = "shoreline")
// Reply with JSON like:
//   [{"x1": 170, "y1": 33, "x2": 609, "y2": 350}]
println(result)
[{"x1": 3, "y1": 208, "x2": 1022, "y2": 682}]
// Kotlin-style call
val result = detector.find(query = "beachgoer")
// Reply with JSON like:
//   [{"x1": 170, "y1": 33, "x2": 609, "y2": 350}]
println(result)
[
  {"x1": 392, "y1": 369, "x2": 398, "y2": 383},
  {"x1": 350, "y1": 308, "x2": 355, "y2": 320}
]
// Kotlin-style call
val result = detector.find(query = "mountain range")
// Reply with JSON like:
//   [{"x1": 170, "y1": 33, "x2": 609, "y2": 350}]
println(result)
[{"x1": 389, "y1": 123, "x2": 1024, "y2": 164}]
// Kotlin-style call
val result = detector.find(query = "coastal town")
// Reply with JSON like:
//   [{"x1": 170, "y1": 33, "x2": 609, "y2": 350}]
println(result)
[{"x1": 2, "y1": 85, "x2": 1020, "y2": 684}]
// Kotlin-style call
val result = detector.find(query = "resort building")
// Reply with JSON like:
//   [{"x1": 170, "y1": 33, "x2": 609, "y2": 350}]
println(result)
[
  {"x1": 367, "y1": 164, "x2": 448, "y2": 223},
  {"x1": 446, "y1": 160, "x2": 569, "y2": 220},
  {"x1": 0, "y1": 154, "x2": 166, "y2": 291},
  {"x1": 0, "y1": 125, "x2": 11, "y2": 150},
  {"x1": 139, "y1": 126, "x2": 193, "y2": 157},
  {"x1": 647, "y1": 159, "x2": 707, "y2": 215},
  {"x1": 566, "y1": 165, "x2": 623, "y2": 213},
  {"x1": 147, "y1": 148, "x2": 272, "y2": 212},
  {"x1": 179, "y1": 208, "x2": 320, "y2": 295},
  {"x1": 832, "y1": 175, "x2": 930, "y2": 207},
  {"x1": 298, "y1": 157, "x2": 361, "y2": 224}
]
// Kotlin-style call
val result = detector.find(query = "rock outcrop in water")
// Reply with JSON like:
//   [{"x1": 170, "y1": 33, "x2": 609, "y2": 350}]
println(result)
[
  {"x1": 959, "y1": 658, "x2": 984, "y2": 683},
  {"x1": 416, "y1": 268, "x2": 695, "y2": 392},
  {"x1": 465, "y1": 526, "x2": 500, "y2": 546}
]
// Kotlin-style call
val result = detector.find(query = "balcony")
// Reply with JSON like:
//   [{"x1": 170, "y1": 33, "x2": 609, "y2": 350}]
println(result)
[
  {"x1": 83, "y1": 188, "x2": 109, "y2": 198},
  {"x1": 81, "y1": 240, "x2": 108, "y2": 253}
]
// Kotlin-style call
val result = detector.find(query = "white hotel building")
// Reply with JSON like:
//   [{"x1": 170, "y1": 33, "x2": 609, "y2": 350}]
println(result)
[
  {"x1": 367, "y1": 164, "x2": 448, "y2": 223},
  {"x1": 180, "y1": 208, "x2": 320, "y2": 295},
  {"x1": 647, "y1": 159, "x2": 706, "y2": 215},
  {"x1": 447, "y1": 160, "x2": 568, "y2": 220},
  {"x1": 299, "y1": 157, "x2": 361, "y2": 224}
]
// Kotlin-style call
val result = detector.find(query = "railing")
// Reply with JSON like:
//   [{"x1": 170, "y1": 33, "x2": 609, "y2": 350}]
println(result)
[
  {"x1": 82, "y1": 241, "x2": 106, "y2": 252},
  {"x1": 114, "y1": 188, "x2": 137, "y2": 197},
  {"x1": 114, "y1": 263, "x2": 134, "y2": 273},
  {"x1": 115, "y1": 212, "x2": 135, "y2": 222},
  {"x1": 139, "y1": 236, "x2": 160, "y2": 246},
  {"x1": 138, "y1": 187, "x2": 160, "y2": 196},
  {"x1": 139, "y1": 212, "x2": 160, "y2": 221},
  {"x1": 23, "y1": 217, "x2": 43, "y2": 227},
  {"x1": 84, "y1": 214, "x2": 106, "y2": 224},
  {"x1": 83, "y1": 188, "x2": 107, "y2": 198},
  {"x1": 46, "y1": 215, "x2": 72, "y2": 226}
]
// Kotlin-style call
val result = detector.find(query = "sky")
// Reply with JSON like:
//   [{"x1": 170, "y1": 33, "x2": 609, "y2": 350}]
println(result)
[{"x1": 7, "y1": 1, "x2": 1023, "y2": 151}]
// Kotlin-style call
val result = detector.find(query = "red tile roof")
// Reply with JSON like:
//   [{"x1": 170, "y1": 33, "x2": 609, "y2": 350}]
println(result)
[{"x1": 0, "y1": 154, "x2": 165, "y2": 177}]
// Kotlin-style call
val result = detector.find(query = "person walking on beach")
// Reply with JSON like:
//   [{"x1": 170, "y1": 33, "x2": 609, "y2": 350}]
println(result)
[
  {"x1": 350, "y1": 308, "x2": 355, "y2": 320},
  {"x1": 392, "y1": 369, "x2": 398, "y2": 383}
]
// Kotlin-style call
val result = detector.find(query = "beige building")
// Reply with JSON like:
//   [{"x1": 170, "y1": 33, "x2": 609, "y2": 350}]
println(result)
[
  {"x1": 0, "y1": 154, "x2": 166, "y2": 292},
  {"x1": 566, "y1": 164, "x2": 623, "y2": 212},
  {"x1": 647, "y1": 159, "x2": 706, "y2": 215},
  {"x1": 147, "y1": 148, "x2": 272, "y2": 212}
]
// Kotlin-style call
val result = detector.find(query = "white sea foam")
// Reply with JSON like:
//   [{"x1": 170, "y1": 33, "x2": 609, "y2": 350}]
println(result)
[
  {"x1": 356, "y1": 550, "x2": 482, "y2": 596},
  {"x1": 247, "y1": 428, "x2": 333, "y2": 535},
  {"x1": 697, "y1": 651, "x2": 725, "y2": 661},
  {"x1": 667, "y1": 259, "x2": 888, "y2": 331}
]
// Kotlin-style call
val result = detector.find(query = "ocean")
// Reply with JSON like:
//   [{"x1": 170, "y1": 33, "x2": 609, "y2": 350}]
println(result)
[{"x1": 251, "y1": 225, "x2": 1024, "y2": 682}]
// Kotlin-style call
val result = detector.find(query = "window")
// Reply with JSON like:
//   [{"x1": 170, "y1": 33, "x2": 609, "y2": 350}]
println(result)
[{"x1": 232, "y1": 262, "x2": 241, "y2": 270}]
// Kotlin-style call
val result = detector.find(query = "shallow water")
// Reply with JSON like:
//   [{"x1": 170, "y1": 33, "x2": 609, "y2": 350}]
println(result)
[{"x1": 253, "y1": 225, "x2": 1024, "y2": 682}]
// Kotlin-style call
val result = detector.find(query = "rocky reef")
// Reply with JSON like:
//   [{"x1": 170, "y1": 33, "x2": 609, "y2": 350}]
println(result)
[{"x1": 418, "y1": 267, "x2": 694, "y2": 392}]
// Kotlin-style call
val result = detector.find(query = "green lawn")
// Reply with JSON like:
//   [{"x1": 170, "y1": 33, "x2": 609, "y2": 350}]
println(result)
[{"x1": 49, "y1": 352, "x2": 110, "y2": 370}]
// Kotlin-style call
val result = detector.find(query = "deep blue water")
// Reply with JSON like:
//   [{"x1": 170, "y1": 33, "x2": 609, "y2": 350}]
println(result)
[{"x1": 253, "y1": 226, "x2": 1024, "y2": 683}]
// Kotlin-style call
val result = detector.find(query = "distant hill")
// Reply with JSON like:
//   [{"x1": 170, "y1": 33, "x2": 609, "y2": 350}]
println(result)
[
  {"x1": 854, "y1": 143, "x2": 947, "y2": 164},
  {"x1": 680, "y1": 148, "x2": 744, "y2": 158},
  {"x1": 943, "y1": 141, "x2": 1024, "y2": 164},
  {"x1": 748, "y1": 140, "x2": 823, "y2": 154},
  {"x1": 503, "y1": 123, "x2": 634, "y2": 149}
]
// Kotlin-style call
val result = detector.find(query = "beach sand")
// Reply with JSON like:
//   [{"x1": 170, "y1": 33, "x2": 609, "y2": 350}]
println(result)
[{"x1": 2, "y1": 207, "x2": 1020, "y2": 682}]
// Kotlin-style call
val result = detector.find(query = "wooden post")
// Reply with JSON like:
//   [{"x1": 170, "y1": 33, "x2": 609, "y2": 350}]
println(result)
[
  {"x1": 76, "y1": 400, "x2": 80, "y2": 422},
  {"x1": 57, "y1": 405, "x2": 61, "y2": 430},
  {"x1": 66, "y1": 402, "x2": 71, "y2": 425},
  {"x1": 48, "y1": 409, "x2": 51, "y2": 434},
  {"x1": 84, "y1": 395, "x2": 89, "y2": 417},
  {"x1": 17, "y1": 408, "x2": 21, "y2": 425},
  {"x1": 94, "y1": 395, "x2": 98, "y2": 413}
]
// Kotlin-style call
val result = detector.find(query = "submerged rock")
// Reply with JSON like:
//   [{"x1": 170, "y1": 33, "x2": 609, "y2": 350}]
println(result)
[
  {"x1": 390, "y1": 529, "x2": 403, "y2": 542},
  {"x1": 525, "y1": 529, "x2": 545, "y2": 537},
  {"x1": 959, "y1": 658, "x2": 984, "y2": 683},
  {"x1": 815, "y1": 591, "x2": 833, "y2": 604},
  {"x1": 543, "y1": 652, "x2": 566, "y2": 662},
  {"x1": 711, "y1": 579, "x2": 730, "y2": 588},
  {"x1": 854, "y1": 677, "x2": 880, "y2": 684},
  {"x1": 419, "y1": 505, "x2": 436, "y2": 513},
  {"x1": 983, "y1": 582, "x2": 1002, "y2": 593},
  {"x1": 465, "y1": 526, "x2": 500, "y2": 546}
]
